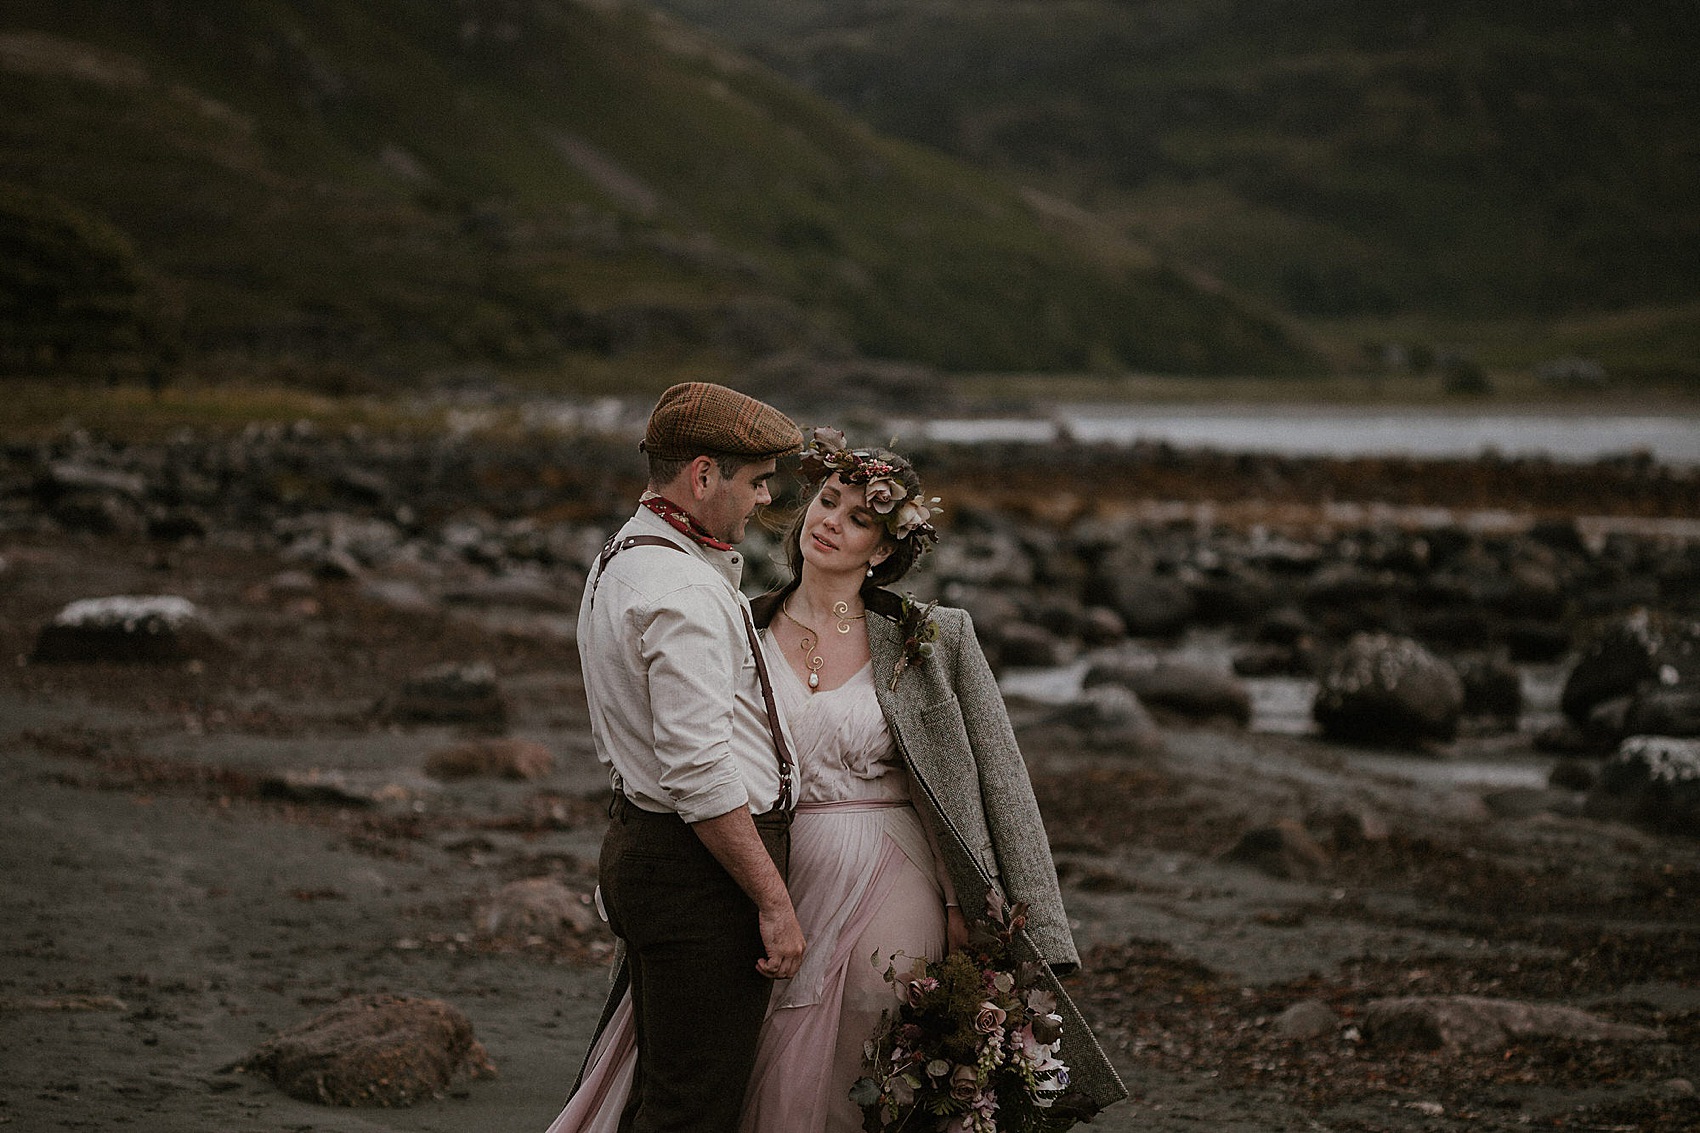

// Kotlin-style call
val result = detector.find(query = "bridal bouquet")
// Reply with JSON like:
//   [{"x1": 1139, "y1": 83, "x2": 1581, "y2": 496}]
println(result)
[{"x1": 850, "y1": 892, "x2": 1073, "y2": 1133}]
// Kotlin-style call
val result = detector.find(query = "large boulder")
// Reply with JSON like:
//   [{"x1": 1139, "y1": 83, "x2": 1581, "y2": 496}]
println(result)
[
  {"x1": 1362, "y1": 995, "x2": 1662, "y2": 1053},
  {"x1": 1084, "y1": 659, "x2": 1252, "y2": 725},
  {"x1": 241, "y1": 994, "x2": 496, "y2": 1105},
  {"x1": 1561, "y1": 611, "x2": 1700, "y2": 727},
  {"x1": 1087, "y1": 544, "x2": 1195, "y2": 637},
  {"x1": 1584, "y1": 735, "x2": 1700, "y2": 837},
  {"x1": 1106, "y1": 574, "x2": 1196, "y2": 638},
  {"x1": 31, "y1": 595, "x2": 223, "y2": 664},
  {"x1": 1039, "y1": 685, "x2": 1166, "y2": 756},
  {"x1": 1312, "y1": 633, "x2": 1464, "y2": 745}
]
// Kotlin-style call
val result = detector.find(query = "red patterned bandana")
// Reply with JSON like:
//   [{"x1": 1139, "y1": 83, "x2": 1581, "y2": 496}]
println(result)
[{"x1": 642, "y1": 495, "x2": 733, "y2": 551}]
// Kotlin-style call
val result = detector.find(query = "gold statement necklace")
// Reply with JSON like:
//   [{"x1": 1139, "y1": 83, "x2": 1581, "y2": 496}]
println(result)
[{"x1": 779, "y1": 599, "x2": 865, "y2": 690}]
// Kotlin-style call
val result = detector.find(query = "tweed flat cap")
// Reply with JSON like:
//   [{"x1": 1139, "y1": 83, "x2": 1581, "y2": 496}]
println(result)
[{"x1": 641, "y1": 382, "x2": 802, "y2": 460}]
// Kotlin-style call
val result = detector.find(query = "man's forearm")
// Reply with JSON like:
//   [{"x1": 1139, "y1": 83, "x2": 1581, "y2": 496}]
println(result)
[
  {"x1": 690, "y1": 806, "x2": 805, "y2": 979},
  {"x1": 689, "y1": 806, "x2": 788, "y2": 911}
]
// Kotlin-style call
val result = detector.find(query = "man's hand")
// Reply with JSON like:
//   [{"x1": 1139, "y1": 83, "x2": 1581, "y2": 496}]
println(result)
[
  {"x1": 756, "y1": 901, "x2": 806, "y2": 979},
  {"x1": 690, "y1": 807, "x2": 808, "y2": 979}
]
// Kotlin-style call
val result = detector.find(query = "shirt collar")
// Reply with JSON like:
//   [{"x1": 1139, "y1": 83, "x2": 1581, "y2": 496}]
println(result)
[{"x1": 630, "y1": 501, "x2": 745, "y2": 592}]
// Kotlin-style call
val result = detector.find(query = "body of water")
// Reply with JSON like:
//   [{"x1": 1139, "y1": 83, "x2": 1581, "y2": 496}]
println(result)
[{"x1": 898, "y1": 406, "x2": 1700, "y2": 465}]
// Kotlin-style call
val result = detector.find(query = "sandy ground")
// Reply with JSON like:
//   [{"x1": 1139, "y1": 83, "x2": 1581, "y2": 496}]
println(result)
[{"x1": 2, "y1": 528, "x2": 1697, "y2": 1132}]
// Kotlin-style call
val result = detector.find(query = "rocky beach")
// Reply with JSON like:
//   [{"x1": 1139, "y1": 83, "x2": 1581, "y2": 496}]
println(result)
[{"x1": 2, "y1": 420, "x2": 1698, "y2": 1133}]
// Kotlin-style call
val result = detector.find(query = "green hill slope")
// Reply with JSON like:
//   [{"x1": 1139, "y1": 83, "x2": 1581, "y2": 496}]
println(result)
[
  {"x1": 0, "y1": 0, "x2": 1322, "y2": 387},
  {"x1": 654, "y1": 0, "x2": 1700, "y2": 375}
]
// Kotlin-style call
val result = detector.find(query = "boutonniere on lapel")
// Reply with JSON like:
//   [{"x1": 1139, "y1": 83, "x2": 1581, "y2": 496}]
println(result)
[{"x1": 890, "y1": 593, "x2": 939, "y2": 690}]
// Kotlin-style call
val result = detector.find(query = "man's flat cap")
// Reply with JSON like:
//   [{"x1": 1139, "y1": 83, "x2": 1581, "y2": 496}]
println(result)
[{"x1": 641, "y1": 382, "x2": 802, "y2": 461}]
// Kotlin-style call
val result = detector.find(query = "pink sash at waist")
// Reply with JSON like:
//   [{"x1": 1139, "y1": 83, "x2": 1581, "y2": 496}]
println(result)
[{"x1": 795, "y1": 799, "x2": 910, "y2": 814}]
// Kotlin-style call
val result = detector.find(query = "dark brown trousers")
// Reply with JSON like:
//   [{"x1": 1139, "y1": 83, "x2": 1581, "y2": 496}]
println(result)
[{"x1": 598, "y1": 799, "x2": 790, "y2": 1133}]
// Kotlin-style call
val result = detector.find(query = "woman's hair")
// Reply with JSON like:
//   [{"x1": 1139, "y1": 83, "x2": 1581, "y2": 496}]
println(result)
[{"x1": 781, "y1": 447, "x2": 927, "y2": 591}]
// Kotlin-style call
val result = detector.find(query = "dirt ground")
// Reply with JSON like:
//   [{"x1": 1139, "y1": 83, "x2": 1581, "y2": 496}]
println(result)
[{"x1": 2, "y1": 527, "x2": 1697, "y2": 1133}]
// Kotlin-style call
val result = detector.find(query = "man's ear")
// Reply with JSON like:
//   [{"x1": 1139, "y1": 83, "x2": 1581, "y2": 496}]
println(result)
[{"x1": 687, "y1": 455, "x2": 718, "y2": 500}]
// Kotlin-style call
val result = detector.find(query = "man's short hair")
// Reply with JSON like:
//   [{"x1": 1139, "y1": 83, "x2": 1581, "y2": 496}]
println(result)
[{"x1": 646, "y1": 450, "x2": 758, "y2": 486}]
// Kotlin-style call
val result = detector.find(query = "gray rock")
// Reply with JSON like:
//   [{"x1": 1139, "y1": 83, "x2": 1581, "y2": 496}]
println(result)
[
  {"x1": 1313, "y1": 633, "x2": 1465, "y2": 746},
  {"x1": 52, "y1": 491, "x2": 147, "y2": 536},
  {"x1": 257, "y1": 771, "x2": 378, "y2": 808},
  {"x1": 1455, "y1": 655, "x2": 1523, "y2": 728},
  {"x1": 1561, "y1": 610, "x2": 1700, "y2": 726},
  {"x1": 1274, "y1": 998, "x2": 1339, "y2": 1042},
  {"x1": 1042, "y1": 686, "x2": 1166, "y2": 756},
  {"x1": 1362, "y1": 995, "x2": 1663, "y2": 1053},
  {"x1": 1103, "y1": 573, "x2": 1196, "y2": 638},
  {"x1": 360, "y1": 578, "x2": 438, "y2": 614},
  {"x1": 478, "y1": 877, "x2": 598, "y2": 940},
  {"x1": 425, "y1": 738, "x2": 554, "y2": 781},
  {"x1": 31, "y1": 595, "x2": 224, "y2": 664},
  {"x1": 991, "y1": 621, "x2": 1069, "y2": 668},
  {"x1": 1482, "y1": 787, "x2": 1583, "y2": 819},
  {"x1": 1223, "y1": 819, "x2": 1332, "y2": 880},
  {"x1": 384, "y1": 661, "x2": 507, "y2": 727},
  {"x1": 1585, "y1": 735, "x2": 1700, "y2": 836},
  {"x1": 1624, "y1": 687, "x2": 1700, "y2": 738},
  {"x1": 240, "y1": 994, "x2": 495, "y2": 1106},
  {"x1": 1085, "y1": 658, "x2": 1252, "y2": 725},
  {"x1": 1079, "y1": 606, "x2": 1127, "y2": 646},
  {"x1": 40, "y1": 460, "x2": 147, "y2": 499}
]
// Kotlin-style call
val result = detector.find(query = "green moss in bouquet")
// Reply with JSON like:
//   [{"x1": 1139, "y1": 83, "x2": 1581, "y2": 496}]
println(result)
[{"x1": 851, "y1": 892, "x2": 1077, "y2": 1133}]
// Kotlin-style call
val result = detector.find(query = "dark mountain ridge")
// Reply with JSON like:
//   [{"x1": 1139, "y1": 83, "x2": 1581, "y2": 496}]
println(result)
[
  {"x1": 0, "y1": 0, "x2": 1321, "y2": 388},
  {"x1": 653, "y1": 0, "x2": 1700, "y2": 375}
]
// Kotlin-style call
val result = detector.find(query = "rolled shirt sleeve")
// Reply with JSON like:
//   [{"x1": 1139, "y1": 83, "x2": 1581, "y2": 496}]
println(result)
[{"x1": 638, "y1": 584, "x2": 752, "y2": 823}]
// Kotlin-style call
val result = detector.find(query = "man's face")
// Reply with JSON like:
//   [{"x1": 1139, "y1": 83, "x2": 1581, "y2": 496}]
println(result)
[{"x1": 699, "y1": 457, "x2": 777, "y2": 544}]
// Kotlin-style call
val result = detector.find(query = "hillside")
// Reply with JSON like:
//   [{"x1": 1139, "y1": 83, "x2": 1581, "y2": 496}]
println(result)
[
  {"x1": 652, "y1": 0, "x2": 1700, "y2": 379},
  {"x1": 0, "y1": 0, "x2": 1322, "y2": 388}
]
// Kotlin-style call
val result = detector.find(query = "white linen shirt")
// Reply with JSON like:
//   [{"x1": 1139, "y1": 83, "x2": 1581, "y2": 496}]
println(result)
[{"x1": 577, "y1": 504, "x2": 792, "y2": 822}]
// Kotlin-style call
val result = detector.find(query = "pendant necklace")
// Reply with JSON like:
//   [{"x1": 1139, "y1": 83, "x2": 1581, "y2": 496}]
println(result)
[{"x1": 779, "y1": 599, "x2": 865, "y2": 690}]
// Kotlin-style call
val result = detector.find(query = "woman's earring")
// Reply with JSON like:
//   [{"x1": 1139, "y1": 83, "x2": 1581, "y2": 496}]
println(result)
[{"x1": 866, "y1": 566, "x2": 875, "y2": 577}]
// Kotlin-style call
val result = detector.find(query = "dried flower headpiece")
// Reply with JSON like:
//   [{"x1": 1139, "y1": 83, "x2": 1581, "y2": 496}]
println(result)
[{"x1": 797, "y1": 426, "x2": 942, "y2": 546}]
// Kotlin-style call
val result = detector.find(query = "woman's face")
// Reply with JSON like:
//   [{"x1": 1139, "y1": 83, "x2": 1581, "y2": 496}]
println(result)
[{"x1": 800, "y1": 474, "x2": 893, "y2": 577}]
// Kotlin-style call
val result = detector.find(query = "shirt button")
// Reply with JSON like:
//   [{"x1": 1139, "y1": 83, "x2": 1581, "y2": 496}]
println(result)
[{"x1": 730, "y1": 554, "x2": 740, "y2": 563}]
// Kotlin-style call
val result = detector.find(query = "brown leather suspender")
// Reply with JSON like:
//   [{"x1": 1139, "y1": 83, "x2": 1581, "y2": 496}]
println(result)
[{"x1": 590, "y1": 533, "x2": 794, "y2": 812}]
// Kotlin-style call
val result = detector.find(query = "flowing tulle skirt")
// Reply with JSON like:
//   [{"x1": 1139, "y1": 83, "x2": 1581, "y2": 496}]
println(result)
[{"x1": 543, "y1": 801, "x2": 945, "y2": 1133}]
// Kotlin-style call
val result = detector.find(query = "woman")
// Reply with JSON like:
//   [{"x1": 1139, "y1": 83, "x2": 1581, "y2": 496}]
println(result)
[
  {"x1": 547, "y1": 430, "x2": 1124, "y2": 1132},
  {"x1": 740, "y1": 429, "x2": 1123, "y2": 1130}
]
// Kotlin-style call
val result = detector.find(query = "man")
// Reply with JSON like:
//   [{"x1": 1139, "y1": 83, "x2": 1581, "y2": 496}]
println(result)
[{"x1": 576, "y1": 382, "x2": 806, "y2": 1132}]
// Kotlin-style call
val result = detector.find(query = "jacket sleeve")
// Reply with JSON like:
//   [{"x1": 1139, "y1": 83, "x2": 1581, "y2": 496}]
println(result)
[{"x1": 947, "y1": 608, "x2": 1081, "y2": 973}]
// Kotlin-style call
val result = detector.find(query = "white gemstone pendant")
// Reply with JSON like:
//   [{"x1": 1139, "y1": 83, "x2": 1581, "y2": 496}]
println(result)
[{"x1": 807, "y1": 672, "x2": 820, "y2": 689}]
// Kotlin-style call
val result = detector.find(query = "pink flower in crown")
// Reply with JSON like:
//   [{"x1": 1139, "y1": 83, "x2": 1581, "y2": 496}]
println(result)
[
  {"x1": 797, "y1": 426, "x2": 848, "y2": 482},
  {"x1": 862, "y1": 475, "x2": 908, "y2": 515},
  {"x1": 891, "y1": 496, "x2": 934, "y2": 537},
  {"x1": 973, "y1": 1000, "x2": 1008, "y2": 1036},
  {"x1": 948, "y1": 1065, "x2": 979, "y2": 1101}
]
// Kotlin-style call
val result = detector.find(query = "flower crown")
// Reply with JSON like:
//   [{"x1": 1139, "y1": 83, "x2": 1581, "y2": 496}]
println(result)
[{"x1": 797, "y1": 427, "x2": 941, "y2": 546}]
